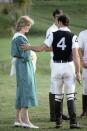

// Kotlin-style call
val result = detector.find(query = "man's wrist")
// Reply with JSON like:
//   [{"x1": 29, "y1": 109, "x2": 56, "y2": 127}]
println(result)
[{"x1": 76, "y1": 72, "x2": 80, "y2": 75}]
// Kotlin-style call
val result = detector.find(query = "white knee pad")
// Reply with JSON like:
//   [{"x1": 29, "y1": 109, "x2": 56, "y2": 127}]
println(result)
[
  {"x1": 66, "y1": 93, "x2": 75, "y2": 101},
  {"x1": 55, "y1": 94, "x2": 64, "y2": 102}
]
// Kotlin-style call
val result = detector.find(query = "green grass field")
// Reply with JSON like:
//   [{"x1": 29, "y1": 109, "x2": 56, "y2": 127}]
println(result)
[
  {"x1": 0, "y1": 36, "x2": 87, "y2": 131},
  {"x1": 0, "y1": 0, "x2": 87, "y2": 130}
]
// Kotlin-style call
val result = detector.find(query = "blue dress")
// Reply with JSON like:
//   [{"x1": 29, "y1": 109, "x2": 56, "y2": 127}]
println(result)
[{"x1": 11, "y1": 33, "x2": 38, "y2": 109}]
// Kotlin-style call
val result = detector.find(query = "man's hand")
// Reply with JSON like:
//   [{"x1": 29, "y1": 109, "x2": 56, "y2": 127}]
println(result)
[
  {"x1": 21, "y1": 44, "x2": 30, "y2": 50},
  {"x1": 82, "y1": 60, "x2": 87, "y2": 68},
  {"x1": 76, "y1": 72, "x2": 81, "y2": 84}
]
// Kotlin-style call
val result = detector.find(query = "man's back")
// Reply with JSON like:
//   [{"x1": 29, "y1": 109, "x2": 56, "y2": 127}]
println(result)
[{"x1": 52, "y1": 30, "x2": 74, "y2": 61}]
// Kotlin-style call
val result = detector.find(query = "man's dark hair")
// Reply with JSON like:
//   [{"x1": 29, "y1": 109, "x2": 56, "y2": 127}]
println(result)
[
  {"x1": 53, "y1": 9, "x2": 63, "y2": 17},
  {"x1": 58, "y1": 15, "x2": 69, "y2": 26}
]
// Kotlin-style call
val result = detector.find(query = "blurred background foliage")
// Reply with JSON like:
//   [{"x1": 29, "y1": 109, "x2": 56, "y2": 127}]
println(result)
[
  {"x1": 0, "y1": 0, "x2": 32, "y2": 36},
  {"x1": 0, "y1": 0, "x2": 87, "y2": 37}
]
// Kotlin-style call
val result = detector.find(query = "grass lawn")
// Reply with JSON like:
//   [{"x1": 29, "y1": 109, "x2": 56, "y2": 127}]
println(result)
[
  {"x1": 0, "y1": 37, "x2": 87, "y2": 131},
  {"x1": 0, "y1": 0, "x2": 87, "y2": 129},
  {"x1": 0, "y1": 69, "x2": 87, "y2": 131}
]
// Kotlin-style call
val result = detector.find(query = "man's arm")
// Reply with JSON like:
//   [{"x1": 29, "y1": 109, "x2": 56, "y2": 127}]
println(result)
[
  {"x1": 79, "y1": 48, "x2": 83, "y2": 64},
  {"x1": 21, "y1": 32, "x2": 53, "y2": 52},
  {"x1": 72, "y1": 48, "x2": 81, "y2": 83},
  {"x1": 21, "y1": 44, "x2": 49, "y2": 52},
  {"x1": 79, "y1": 48, "x2": 87, "y2": 68},
  {"x1": 45, "y1": 47, "x2": 52, "y2": 51}
]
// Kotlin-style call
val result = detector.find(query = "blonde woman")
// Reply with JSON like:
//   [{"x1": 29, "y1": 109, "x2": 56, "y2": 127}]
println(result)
[{"x1": 11, "y1": 16, "x2": 38, "y2": 128}]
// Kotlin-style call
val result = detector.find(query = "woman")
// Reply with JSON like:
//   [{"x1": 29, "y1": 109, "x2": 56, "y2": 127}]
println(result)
[{"x1": 11, "y1": 16, "x2": 38, "y2": 128}]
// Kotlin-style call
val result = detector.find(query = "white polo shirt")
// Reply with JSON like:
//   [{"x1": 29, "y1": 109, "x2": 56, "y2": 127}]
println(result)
[
  {"x1": 78, "y1": 30, "x2": 87, "y2": 61},
  {"x1": 46, "y1": 24, "x2": 58, "y2": 58},
  {"x1": 44, "y1": 27, "x2": 79, "y2": 49},
  {"x1": 46, "y1": 24, "x2": 58, "y2": 38}
]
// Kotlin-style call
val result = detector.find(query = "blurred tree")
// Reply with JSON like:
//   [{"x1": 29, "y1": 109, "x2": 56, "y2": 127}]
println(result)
[
  {"x1": 12, "y1": 0, "x2": 32, "y2": 15},
  {"x1": 10, "y1": 0, "x2": 32, "y2": 33},
  {"x1": 0, "y1": 0, "x2": 32, "y2": 35}
]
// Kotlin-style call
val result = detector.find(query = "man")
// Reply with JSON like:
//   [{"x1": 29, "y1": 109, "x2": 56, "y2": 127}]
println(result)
[
  {"x1": 46, "y1": 9, "x2": 69, "y2": 121},
  {"x1": 21, "y1": 15, "x2": 81, "y2": 129},
  {"x1": 78, "y1": 30, "x2": 87, "y2": 117}
]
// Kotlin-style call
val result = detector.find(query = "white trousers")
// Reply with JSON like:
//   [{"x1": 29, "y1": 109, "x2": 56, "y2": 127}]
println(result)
[
  {"x1": 50, "y1": 62, "x2": 75, "y2": 100},
  {"x1": 82, "y1": 68, "x2": 87, "y2": 95},
  {"x1": 50, "y1": 59, "x2": 64, "y2": 94}
]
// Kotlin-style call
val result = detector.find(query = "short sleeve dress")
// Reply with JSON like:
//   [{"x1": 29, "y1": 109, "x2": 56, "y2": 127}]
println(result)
[{"x1": 11, "y1": 32, "x2": 38, "y2": 109}]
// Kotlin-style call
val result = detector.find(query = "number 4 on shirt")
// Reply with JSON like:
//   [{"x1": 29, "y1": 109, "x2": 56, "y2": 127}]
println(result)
[{"x1": 57, "y1": 37, "x2": 66, "y2": 50}]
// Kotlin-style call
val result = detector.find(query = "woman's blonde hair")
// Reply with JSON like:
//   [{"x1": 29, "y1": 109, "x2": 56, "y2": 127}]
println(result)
[{"x1": 16, "y1": 16, "x2": 34, "y2": 31}]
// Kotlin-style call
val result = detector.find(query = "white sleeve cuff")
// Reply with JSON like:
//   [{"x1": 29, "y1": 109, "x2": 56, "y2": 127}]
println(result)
[{"x1": 72, "y1": 35, "x2": 79, "y2": 48}]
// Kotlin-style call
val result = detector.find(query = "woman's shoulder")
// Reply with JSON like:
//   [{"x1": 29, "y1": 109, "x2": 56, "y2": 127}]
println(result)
[{"x1": 13, "y1": 32, "x2": 28, "y2": 41}]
